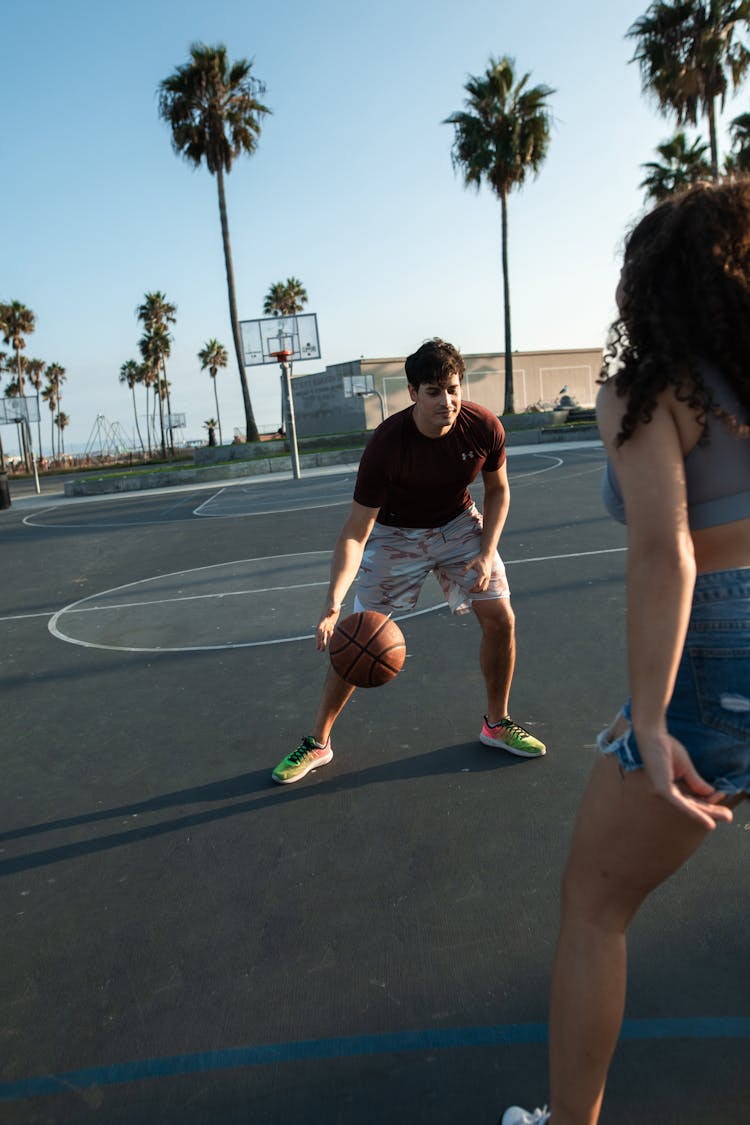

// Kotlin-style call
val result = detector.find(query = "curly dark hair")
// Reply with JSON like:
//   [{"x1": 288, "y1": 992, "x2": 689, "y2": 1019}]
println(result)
[
  {"x1": 602, "y1": 178, "x2": 750, "y2": 445},
  {"x1": 405, "y1": 338, "x2": 465, "y2": 389}
]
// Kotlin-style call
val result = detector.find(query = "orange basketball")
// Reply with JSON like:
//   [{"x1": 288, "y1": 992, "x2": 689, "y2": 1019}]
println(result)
[{"x1": 329, "y1": 611, "x2": 406, "y2": 688}]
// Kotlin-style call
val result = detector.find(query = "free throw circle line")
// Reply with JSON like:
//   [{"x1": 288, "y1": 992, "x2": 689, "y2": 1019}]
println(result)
[{"x1": 46, "y1": 546, "x2": 626, "y2": 654}]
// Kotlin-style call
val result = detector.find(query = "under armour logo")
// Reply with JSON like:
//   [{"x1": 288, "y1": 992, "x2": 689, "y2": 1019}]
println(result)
[{"x1": 460, "y1": 451, "x2": 475, "y2": 461}]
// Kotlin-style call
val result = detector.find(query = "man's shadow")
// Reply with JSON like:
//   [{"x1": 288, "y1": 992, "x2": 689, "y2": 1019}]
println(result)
[{"x1": 0, "y1": 742, "x2": 531, "y2": 876}]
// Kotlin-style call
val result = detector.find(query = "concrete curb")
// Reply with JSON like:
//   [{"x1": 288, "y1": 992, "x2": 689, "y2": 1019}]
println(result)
[
  {"x1": 63, "y1": 449, "x2": 363, "y2": 497},
  {"x1": 62, "y1": 424, "x2": 601, "y2": 497}
]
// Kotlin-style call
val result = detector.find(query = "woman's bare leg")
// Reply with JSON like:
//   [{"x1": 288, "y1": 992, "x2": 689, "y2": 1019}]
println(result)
[{"x1": 548, "y1": 754, "x2": 712, "y2": 1125}]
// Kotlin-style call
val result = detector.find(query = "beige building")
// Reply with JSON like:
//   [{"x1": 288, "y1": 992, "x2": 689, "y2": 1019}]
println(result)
[{"x1": 290, "y1": 347, "x2": 603, "y2": 437}]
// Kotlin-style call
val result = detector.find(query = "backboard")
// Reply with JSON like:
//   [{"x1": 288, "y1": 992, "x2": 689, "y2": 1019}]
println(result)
[
  {"x1": 0, "y1": 396, "x2": 40, "y2": 424},
  {"x1": 239, "y1": 313, "x2": 321, "y2": 367}
]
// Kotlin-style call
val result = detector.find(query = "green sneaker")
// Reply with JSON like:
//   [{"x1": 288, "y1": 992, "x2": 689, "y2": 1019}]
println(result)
[
  {"x1": 272, "y1": 736, "x2": 333, "y2": 784},
  {"x1": 480, "y1": 715, "x2": 546, "y2": 758}
]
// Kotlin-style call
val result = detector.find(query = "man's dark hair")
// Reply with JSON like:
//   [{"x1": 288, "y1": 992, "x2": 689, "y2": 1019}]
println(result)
[{"x1": 405, "y1": 338, "x2": 465, "y2": 389}]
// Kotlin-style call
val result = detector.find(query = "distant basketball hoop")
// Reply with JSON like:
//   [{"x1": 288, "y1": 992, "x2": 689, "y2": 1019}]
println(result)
[{"x1": 239, "y1": 314, "x2": 322, "y2": 482}]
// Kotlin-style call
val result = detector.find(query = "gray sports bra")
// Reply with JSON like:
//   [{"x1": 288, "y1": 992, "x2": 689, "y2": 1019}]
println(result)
[{"x1": 602, "y1": 361, "x2": 750, "y2": 530}]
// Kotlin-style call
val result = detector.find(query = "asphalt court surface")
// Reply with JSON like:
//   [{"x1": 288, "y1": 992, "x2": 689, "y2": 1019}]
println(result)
[{"x1": 1, "y1": 444, "x2": 748, "y2": 1124}]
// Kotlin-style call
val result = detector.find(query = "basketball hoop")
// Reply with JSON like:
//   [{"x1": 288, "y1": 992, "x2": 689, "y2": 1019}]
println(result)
[
  {"x1": 239, "y1": 313, "x2": 320, "y2": 367},
  {"x1": 269, "y1": 350, "x2": 292, "y2": 362}
]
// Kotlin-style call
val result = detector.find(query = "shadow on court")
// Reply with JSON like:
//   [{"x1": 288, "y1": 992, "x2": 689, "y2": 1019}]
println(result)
[{"x1": 1, "y1": 447, "x2": 747, "y2": 1124}]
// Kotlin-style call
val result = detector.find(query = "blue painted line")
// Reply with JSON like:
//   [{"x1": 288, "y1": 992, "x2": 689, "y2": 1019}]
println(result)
[{"x1": 1, "y1": 1018, "x2": 749, "y2": 1102}]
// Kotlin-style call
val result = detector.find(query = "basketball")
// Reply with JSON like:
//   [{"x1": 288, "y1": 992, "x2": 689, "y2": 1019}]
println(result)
[{"x1": 329, "y1": 611, "x2": 406, "y2": 688}]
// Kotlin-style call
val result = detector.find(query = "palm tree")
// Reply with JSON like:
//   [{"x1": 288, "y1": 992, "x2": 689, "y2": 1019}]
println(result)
[
  {"x1": 119, "y1": 359, "x2": 146, "y2": 453},
  {"x1": 445, "y1": 57, "x2": 555, "y2": 413},
  {"x1": 44, "y1": 363, "x2": 66, "y2": 459},
  {"x1": 55, "y1": 411, "x2": 69, "y2": 455},
  {"x1": 262, "y1": 277, "x2": 309, "y2": 431},
  {"x1": 137, "y1": 292, "x2": 176, "y2": 453},
  {"x1": 139, "y1": 332, "x2": 169, "y2": 458},
  {"x1": 640, "y1": 129, "x2": 712, "y2": 198},
  {"x1": 137, "y1": 291, "x2": 176, "y2": 331},
  {"x1": 727, "y1": 109, "x2": 750, "y2": 167},
  {"x1": 628, "y1": 1, "x2": 750, "y2": 177},
  {"x1": 0, "y1": 301, "x2": 36, "y2": 468},
  {"x1": 204, "y1": 417, "x2": 219, "y2": 446},
  {"x1": 158, "y1": 44, "x2": 271, "y2": 443},
  {"x1": 42, "y1": 381, "x2": 58, "y2": 461},
  {"x1": 263, "y1": 277, "x2": 308, "y2": 317},
  {"x1": 136, "y1": 361, "x2": 154, "y2": 456},
  {"x1": 0, "y1": 300, "x2": 35, "y2": 395},
  {"x1": 198, "y1": 338, "x2": 228, "y2": 445}
]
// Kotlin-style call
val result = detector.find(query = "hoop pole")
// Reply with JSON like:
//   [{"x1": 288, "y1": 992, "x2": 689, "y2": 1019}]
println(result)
[{"x1": 275, "y1": 355, "x2": 301, "y2": 479}]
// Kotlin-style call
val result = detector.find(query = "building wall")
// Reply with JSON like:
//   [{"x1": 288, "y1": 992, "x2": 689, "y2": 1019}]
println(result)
[
  {"x1": 289, "y1": 362, "x2": 366, "y2": 436},
  {"x1": 290, "y1": 347, "x2": 603, "y2": 436}
]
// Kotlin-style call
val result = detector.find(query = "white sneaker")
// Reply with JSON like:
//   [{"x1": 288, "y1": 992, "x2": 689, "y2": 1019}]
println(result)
[{"x1": 500, "y1": 1107, "x2": 550, "y2": 1125}]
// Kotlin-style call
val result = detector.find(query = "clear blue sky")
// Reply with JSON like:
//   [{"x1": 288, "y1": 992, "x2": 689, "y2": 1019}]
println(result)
[{"x1": 2, "y1": 0, "x2": 746, "y2": 449}]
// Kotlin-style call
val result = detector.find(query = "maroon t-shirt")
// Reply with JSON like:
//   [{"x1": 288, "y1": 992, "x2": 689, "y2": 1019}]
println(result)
[{"x1": 353, "y1": 400, "x2": 506, "y2": 528}]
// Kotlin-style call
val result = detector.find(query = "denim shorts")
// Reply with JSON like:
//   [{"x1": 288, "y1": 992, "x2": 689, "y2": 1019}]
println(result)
[
  {"x1": 598, "y1": 566, "x2": 750, "y2": 796},
  {"x1": 353, "y1": 505, "x2": 510, "y2": 616}
]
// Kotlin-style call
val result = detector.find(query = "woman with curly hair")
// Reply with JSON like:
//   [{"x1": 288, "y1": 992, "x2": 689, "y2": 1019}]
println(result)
[{"x1": 503, "y1": 179, "x2": 750, "y2": 1125}]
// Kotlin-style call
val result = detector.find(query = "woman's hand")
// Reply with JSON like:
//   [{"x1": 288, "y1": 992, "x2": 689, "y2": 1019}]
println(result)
[{"x1": 636, "y1": 729, "x2": 734, "y2": 830}]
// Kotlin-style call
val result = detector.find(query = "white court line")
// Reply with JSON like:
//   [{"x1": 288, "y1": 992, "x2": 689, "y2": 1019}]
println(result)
[
  {"x1": 36, "y1": 544, "x2": 626, "y2": 651},
  {"x1": 512, "y1": 463, "x2": 607, "y2": 487},
  {"x1": 193, "y1": 487, "x2": 228, "y2": 515},
  {"x1": 22, "y1": 486, "x2": 355, "y2": 528},
  {"x1": 506, "y1": 546, "x2": 624, "y2": 565},
  {"x1": 192, "y1": 496, "x2": 353, "y2": 519},
  {"x1": 0, "y1": 609, "x2": 62, "y2": 623},
  {"x1": 45, "y1": 580, "x2": 330, "y2": 616},
  {"x1": 508, "y1": 454, "x2": 562, "y2": 478},
  {"x1": 19, "y1": 449, "x2": 599, "y2": 527}
]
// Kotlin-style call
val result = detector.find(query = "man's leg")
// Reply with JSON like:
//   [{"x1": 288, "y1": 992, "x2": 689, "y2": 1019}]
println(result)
[
  {"x1": 312, "y1": 666, "x2": 357, "y2": 746},
  {"x1": 548, "y1": 754, "x2": 711, "y2": 1124},
  {"x1": 272, "y1": 667, "x2": 355, "y2": 785},
  {"x1": 274, "y1": 522, "x2": 424, "y2": 784},
  {"x1": 472, "y1": 596, "x2": 515, "y2": 722},
  {"x1": 473, "y1": 597, "x2": 546, "y2": 756}
]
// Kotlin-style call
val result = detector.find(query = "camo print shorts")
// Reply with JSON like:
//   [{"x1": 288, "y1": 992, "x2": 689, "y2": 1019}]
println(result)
[{"x1": 353, "y1": 504, "x2": 510, "y2": 616}]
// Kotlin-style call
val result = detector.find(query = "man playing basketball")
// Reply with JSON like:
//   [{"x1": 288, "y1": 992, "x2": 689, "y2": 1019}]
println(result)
[{"x1": 272, "y1": 337, "x2": 546, "y2": 784}]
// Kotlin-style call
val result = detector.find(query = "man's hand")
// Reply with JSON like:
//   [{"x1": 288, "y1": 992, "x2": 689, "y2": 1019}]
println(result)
[
  {"x1": 464, "y1": 552, "x2": 493, "y2": 593},
  {"x1": 636, "y1": 729, "x2": 734, "y2": 830},
  {"x1": 316, "y1": 603, "x2": 342, "y2": 652}
]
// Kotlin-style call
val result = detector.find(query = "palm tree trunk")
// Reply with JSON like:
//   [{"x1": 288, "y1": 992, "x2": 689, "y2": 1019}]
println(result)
[
  {"x1": 36, "y1": 392, "x2": 43, "y2": 462},
  {"x1": 157, "y1": 380, "x2": 167, "y2": 458},
  {"x1": 16, "y1": 353, "x2": 31, "y2": 470},
  {"x1": 163, "y1": 360, "x2": 175, "y2": 454},
  {"x1": 132, "y1": 387, "x2": 145, "y2": 453},
  {"x1": 15, "y1": 350, "x2": 24, "y2": 397},
  {"x1": 213, "y1": 377, "x2": 223, "y2": 445},
  {"x1": 151, "y1": 387, "x2": 159, "y2": 452},
  {"x1": 56, "y1": 393, "x2": 62, "y2": 458},
  {"x1": 501, "y1": 191, "x2": 515, "y2": 414},
  {"x1": 707, "y1": 98, "x2": 719, "y2": 179},
  {"x1": 216, "y1": 164, "x2": 260, "y2": 442},
  {"x1": 144, "y1": 386, "x2": 153, "y2": 456}
]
